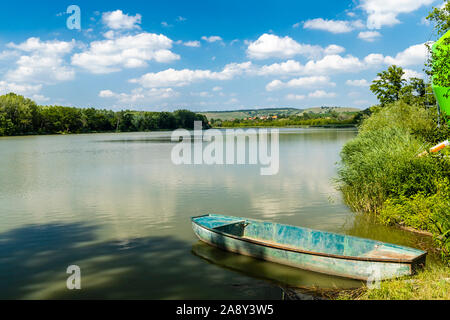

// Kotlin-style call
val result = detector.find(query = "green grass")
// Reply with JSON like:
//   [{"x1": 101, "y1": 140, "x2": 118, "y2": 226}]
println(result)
[
  {"x1": 337, "y1": 100, "x2": 450, "y2": 262},
  {"x1": 335, "y1": 265, "x2": 450, "y2": 300}
]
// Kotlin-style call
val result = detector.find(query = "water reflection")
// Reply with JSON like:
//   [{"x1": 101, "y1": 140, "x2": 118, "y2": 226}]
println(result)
[
  {"x1": 0, "y1": 128, "x2": 438, "y2": 299},
  {"x1": 191, "y1": 242, "x2": 362, "y2": 290},
  {"x1": 0, "y1": 223, "x2": 283, "y2": 299}
]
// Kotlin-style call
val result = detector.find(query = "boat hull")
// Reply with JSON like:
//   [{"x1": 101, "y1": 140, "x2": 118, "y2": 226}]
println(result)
[{"x1": 192, "y1": 219, "x2": 425, "y2": 281}]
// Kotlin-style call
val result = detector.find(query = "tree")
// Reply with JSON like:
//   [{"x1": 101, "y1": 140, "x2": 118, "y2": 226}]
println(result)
[
  {"x1": 370, "y1": 65, "x2": 406, "y2": 106},
  {"x1": 0, "y1": 93, "x2": 211, "y2": 136},
  {"x1": 426, "y1": 1, "x2": 450, "y2": 96},
  {"x1": 426, "y1": 1, "x2": 450, "y2": 36}
]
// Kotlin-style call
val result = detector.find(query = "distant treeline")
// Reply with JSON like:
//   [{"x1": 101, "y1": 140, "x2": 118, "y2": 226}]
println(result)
[
  {"x1": 213, "y1": 111, "x2": 361, "y2": 128},
  {"x1": 0, "y1": 93, "x2": 209, "y2": 136}
]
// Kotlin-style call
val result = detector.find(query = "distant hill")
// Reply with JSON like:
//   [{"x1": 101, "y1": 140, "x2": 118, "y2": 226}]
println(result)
[{"x1": 200, "y1": 107, "x2": 360, "y2": 121}]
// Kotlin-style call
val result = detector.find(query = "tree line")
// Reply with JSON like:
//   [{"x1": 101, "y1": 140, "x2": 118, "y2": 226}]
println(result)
[
  {"x1": 0, "y1": 93, "x2": 210, "y2": 136},
  {"x1": 213, "y1": 111, "x2": 359, "y2": 128}
]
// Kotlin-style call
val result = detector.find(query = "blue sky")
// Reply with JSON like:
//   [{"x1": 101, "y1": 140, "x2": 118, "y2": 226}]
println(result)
[{"x1": 0, "y1": 0, "x2": 445, "y2": 111}]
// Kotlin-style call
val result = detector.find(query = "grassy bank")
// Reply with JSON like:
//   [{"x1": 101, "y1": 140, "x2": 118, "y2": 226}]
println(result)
[
  {"x1": 336, "y1": 100, "x2": 449, "y2": 299},
  {"x1": 338, "y1": 100, "x2": 450, "y2": 262},
  {"x1": 335, "y1": 265, "x2": 450, "y2": 300}
]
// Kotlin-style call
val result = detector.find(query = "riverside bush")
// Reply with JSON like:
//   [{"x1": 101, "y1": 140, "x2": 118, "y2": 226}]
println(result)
[{"x1": 338, "y1": 100, "x2": 450, "y2": 263}]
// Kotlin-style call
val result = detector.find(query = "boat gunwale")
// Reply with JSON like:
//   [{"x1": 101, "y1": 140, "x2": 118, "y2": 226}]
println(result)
[{"x1": 191, "y1": 214, "x2": 427, "y2": 264}]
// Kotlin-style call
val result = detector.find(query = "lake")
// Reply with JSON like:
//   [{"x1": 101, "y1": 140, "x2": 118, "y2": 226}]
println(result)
[{"x1": 0, "y1": 128, "x2": 436, "y2": 299}]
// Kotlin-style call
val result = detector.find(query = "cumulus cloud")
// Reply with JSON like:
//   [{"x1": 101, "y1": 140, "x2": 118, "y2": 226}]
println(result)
[
  {"x1": 402, "y1": 68, "x2": 424, "y2": 80},
  {"x1": 303, "y1": 18, "x2": 364, "y2": 33},
  {"x1": 201, "y1": 36, "x2": 223, "y2": 43},
  {"x1": 254, "y1": 54, "x2": 364, "y2": 77},
  {"x1": 130, "y1": 62, "x2": 252, "y2": 88},
  {"x1": 5, "y1": 37, "x2": 75, "y2": 83},
  {"x1": 358, "y1": 31, "x2": 381, "y2": 42},
  {"x1": 246, "y1": 34, "x2": 347, "y2": 60},
  {"x1": 99, "y1": 87, "x2": 178, "y2": 103},
  {"x1": 0, "y1": 81, "x2": 42, "y2": 95},
  {"x1": 71, "y1": 33, "x2": 180, "y2": 74},
  {"x1": 302, "y1": 54, "x2": 365, "y2": 75},
  {"x1": 254, "y1": 41, "x2": 428, "y2": 79},
  {"x1": 308, "y1": 90, "x2": 336, "y2": 98},
  {"x1": 102, "y1": 10, "x2": 142, "y2": 30},
  {"x1": 286, "y1": 94, "x2": 306, "y2": 100},
  {"x1": 383, "y1": 43, "x2": 428, "y2": 67},
  {"x1": 324, "y1": 44, "x2": 346, "y2": 55},
  {"x1": 266, "y1": 76, "x2": 335, "y2": 91},
  {"x1": 247, "y1": 34, "x2": 324, "y2": 59},
  {"x1": 360, "y1": 0, "x2": 435, "y2": 29},
  {"x1": 183, "y1": 40, "x2": 201, "y2": 47},
  {"x1": 346, "y1": 79, "x2": 370, "y2": 86}
]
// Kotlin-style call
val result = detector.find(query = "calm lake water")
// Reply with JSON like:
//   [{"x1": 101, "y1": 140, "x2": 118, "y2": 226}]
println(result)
[{"x1": 0, "y1": 128, "x2": 436, "y2": 299}]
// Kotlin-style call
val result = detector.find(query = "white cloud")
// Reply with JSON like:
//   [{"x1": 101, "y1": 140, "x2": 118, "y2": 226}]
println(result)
[
  {"x1": 191, "y1": 91, "x2": 212, "y2": 97},
  {"x1": 360, "y1": 0, "x2": 435, "y2": 29},
  {"x1": 130, "y1": 62, "x2": 252, "y2": 88},
  {"x1": 346, "y1": 79, "x2": 370, "y2": 86},
  {"x1": 358, "y1": 31, "x2": 381, "y2": 42},
  {"x1": 201, "y1": 36, "x2": 223, "y2": 43},
  {"x1": 212, "y1": 86, "x2": 223, "y2": 91},
  {"x1": 256, "y1": 54, "x2": 364, "y2": 77},
  {"x1": 247, "y1": 33, "x2": 324, "y2": 59},
  {"x1": 0, "y1": 81, "x2": 42, "y2": 95},
  {"x1": 362, "y1": 43, "x2": 428, "y2": 68},
  {"x1": 324, "y1": 44, "x2": 346, "y2": 55},
  {"x1": 102, "y1": 10, "x2": 142, "y2": 30},
  {"x1": 286, "y1": 94, "x2": 306, "y2": 100},
  {"x1": 7, "y1": 37, "x2": 74, "y2": 55},
  {"x1": 99, "y1": 87, "x2": 178, "y2": 103},
  {"x1": 383, "y1": 43, "x2": 428, "y2": 67},
  {"x1": 183, "y1": 40, "x2": 201, "y2": 47},
  {"x1": 5, "y1": 37, "x2": 75, "y2": 83},
  {"x1": 250, "y1": 43, "x2": 427, "y2": 80},
  {"x1": 363, "y1": 53, "x2": 386, "y2": 65},
  {"x1": 402, "y1": 68, "x2": 424, "y2": 80},
  {"x1": 308, "y1": 90, "x2": 336, "y2": 98},
  {"x1": 266, "y1": 76, "x2": 335, "y2": 91},
  {"x1": 257, "y1": 60, "x2": 304, "y2": 75},
  {"x1": 31, "y1": 94, "x2": 50, "y2": 103},
  {"x1": 302, "y1": 54, "x2": 364, "y2": 75},
  {"x1": 303, "y1": 18, "x2": 364, "y2": 33},
  {"x1": 71, "y1": 33, "x2": 180, "y2": 74}
]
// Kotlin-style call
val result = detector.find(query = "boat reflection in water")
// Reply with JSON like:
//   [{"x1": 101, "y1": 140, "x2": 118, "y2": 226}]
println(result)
[{"x1": 191, "y1": 241, "x2": 363, "y2": 297}]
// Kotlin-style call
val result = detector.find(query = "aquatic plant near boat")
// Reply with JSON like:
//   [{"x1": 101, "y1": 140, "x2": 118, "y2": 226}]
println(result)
[{"x1": 338, "y1": 100, "x2": 450, "y2": 263}]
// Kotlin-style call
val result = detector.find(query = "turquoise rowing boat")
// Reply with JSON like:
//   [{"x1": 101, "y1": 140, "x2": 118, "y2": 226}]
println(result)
[{"x1": 192, "y1": 214, "x2": 427, "y2": 281}]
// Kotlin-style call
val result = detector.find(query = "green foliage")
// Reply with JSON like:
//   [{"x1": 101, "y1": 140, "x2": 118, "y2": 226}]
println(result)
[
  {"x1": 0, "y1": 93, "x2": 209, "y2": 136},
  {"x1": 338, "y1": 100, "x2": 450, "y2": 262},
  {"x1": 215, "y1": 111, "x2": 359, "y2": 128},
  {"x1": 338, "y1": 125, "x2": 424, "y2": 213},
  {"x1": 380, "y1": 178, "x2": 450, "y2": 261},
  {"x1": 370, "y1": 65, "x2": 406, "y2": 106},
  {"x1": 426, "y1": 1, "x2": 450, "y2": 36},
  {"x1": 426, "y1": 1, "x2": 450, "y2": 95},
  {"x1": 370, "y1": 66, "x2": 433, "y2": 106}
]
